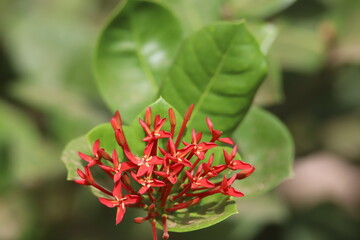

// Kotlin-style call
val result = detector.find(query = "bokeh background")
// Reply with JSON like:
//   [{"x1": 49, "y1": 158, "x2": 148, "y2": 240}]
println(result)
[{"x1": 0, "y1": 0, "x2": 359, "y2": 239}]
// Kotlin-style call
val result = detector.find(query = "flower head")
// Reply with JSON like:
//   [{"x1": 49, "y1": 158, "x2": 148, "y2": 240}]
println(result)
[{"x1": 74, "y1": 104, "x2": 254, "y2": 240}]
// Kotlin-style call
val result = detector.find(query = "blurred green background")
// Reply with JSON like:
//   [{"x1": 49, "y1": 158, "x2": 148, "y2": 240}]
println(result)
[{"x1": 0, "y1": 0, "x2": 359, "y2": 239}]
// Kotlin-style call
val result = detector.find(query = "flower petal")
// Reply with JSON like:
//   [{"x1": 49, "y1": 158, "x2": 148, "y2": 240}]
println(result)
[
  {"x1": 225, "y1": 187, "x2": 244, "y2": 197},
  {"x1": 124, "y1": 194, "x2": 141, "y2": 205},
  {"x1": 98, "y1": 198, "x2": 117, "y2": 208},
  {"x1": 116, "y1": 204, "x2": 126, "y2": 224}
]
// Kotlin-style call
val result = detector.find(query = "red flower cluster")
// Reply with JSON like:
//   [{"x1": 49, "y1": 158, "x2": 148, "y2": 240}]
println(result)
[{"x1": 74, "y1": 105, "x2": 254, "y2": 240}]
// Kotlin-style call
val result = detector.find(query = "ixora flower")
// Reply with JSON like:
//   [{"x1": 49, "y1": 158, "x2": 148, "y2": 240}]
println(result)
[{"x1": 74, "y1": 104, "x2": 255, "y2": 240}]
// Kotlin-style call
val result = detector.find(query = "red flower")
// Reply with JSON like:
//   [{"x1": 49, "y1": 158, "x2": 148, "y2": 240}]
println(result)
[
  {"x1": 220, "y1": 175, "x2": 244, "y2": 197},
  {"x1": 202, "y1": 154, "x2": 226, "y2": 178},
  {"x1": 154, "y1": 158, "x2": 183, "y2": 184},
  {"x1": 74, "y1": 166, "x2": 94, "y2": 185},
  {"x1": 206, "y1": 117, "x2": 234, "y2": 145},
  {"x1": 78, "y1": 140, "x2": 111, "y2": 167},
  {"x1": 131, "y1": 172, "x2": 166, "y2": 194},
  {"x1": 139, "y1": 113, "x2": 172, "y2": 142},
  {"x1": 74, "y1": 105, "x2": 254, "y2": 240},
  {"x1": 163, "y1": 138, "x2": 192, "y2": 167},
  {"x1": 98, "y1": 182, "x2": 141, "y2": 224},
  {"x1": 223, "y1": 146, "x2": 254, "y2": 171},
  {"x1": 183, "y1": 129, "x2": 217, "y2": 159},
  {"x1": 124, "y1": 142, "x2": 163, "y2": 177},
  {"x1": 185, "y1": 166, "x2": 215, "y2": 190}
]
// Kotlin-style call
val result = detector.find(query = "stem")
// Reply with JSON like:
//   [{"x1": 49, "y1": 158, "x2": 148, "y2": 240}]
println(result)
[
  {"x1": 185, "y1": 188, "x2": 219, "y2": 198},
  {"x1": 147, "y1": 189, "x2": 155, "y2": 202},
  {"x1": 92, "y1": 183, "x2": 112, "y2": 196},
  {"x1": 172, "y1": 184, "x2": 191, "y2": 201},
  {"x1": 170, "y1": 125, "x2": 175, "y2": 138},
  {"x1": 175, "y1": 104, "x2": 194, "y2": 148},
  {"x1": 151, "y1": 140, "x2": 158, "y2": 156},
  {"x1": 162, "y1": 215, "x2": 169, "y2": 239},
  {"x1": 168, "y1": 108, "x2": 176, "y2": 138},
  {"x1": 151, "y1": 220, "x2": 158, "y2": 240},
  {"x1": 160, "y1": 183, "x2": 173, "y2": 207},
  {"x1": 188, "y1": 157, "x2": 201, "y2": 172}
]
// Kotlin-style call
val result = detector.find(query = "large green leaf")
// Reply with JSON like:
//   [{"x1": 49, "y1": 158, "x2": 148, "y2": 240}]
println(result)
[
  {"x1": 172, "y1": 193, "x2": 288, "y2": 240},
  {"x1": 61, "y1": 135, "x2": 113, "y2": 198},
  {"x1": 62, "y1": 136, "x2": 91, "y2": 180},
  {"x1": 166, "y1": 194, "x2": 237, "y2": 232},
  {"x1": 161, "y1": 22, "x2": 267, "y2": 136},
  {"x1": 248, "y1": 22, "x2": 284, "y2": 106},
  {"x1": 94, "y1": 0, "x2": 183, "y2": 122},
  {"x1": 232, "y1": 107, "x2": 294, "y2": 196},
  {"x1": 86, "y1": 122, "x2": 145, "y2": 159},
  {"x1": 152, "y1": 0, "x2": 223, "y2": 34}
]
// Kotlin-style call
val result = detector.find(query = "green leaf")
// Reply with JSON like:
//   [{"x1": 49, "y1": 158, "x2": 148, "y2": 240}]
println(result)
[
  {"x1": 61, "y1": 136, "x2": 91, "y2": 180},
  {"x1": 62, "y1": 135, "x2": 114, "y2": 198},
  {"x1": 248, "y1": 23, "x2": 284, "y2": 106},
  {"x1": 0, "y1": 0, "x2": 97, "y2": 86},
  {"x1": 86, "y1": 97, "x2": 183, "y2": 157},
  {"x1": 224, "y1": 0, "x2": 297, "y2": 19},
  {"x1": 247, "y1": 22, "x2": 278, "y2": 55},
  {"x1": 161, "y1": 21, "x2": 267, "y2": 136},
  {"x1": 272, "y1": 23, "x2": 326, "y2": 73},
  {"x1": 0, "y1": 101, "x2": 63, "y2": 185},
  {"x1": 173, "y1": 193, "x2": 289, "y2": 240},
  {"x1": 9, "y1": 82, "x2": 108, "y2": 144},
  {"x1": 152, "y1": 0, "x2": 222, "y2": 34},
  {"x1": 87, "y1": 123, "x2": 120, "y2": 153},
  {"x1": 232, "y1": 107, "x2": 294, "y2": 196},
  {"x1": 86, "y1": 122, "x2": 144, "y2": 158},
  {"x1": 166, "y1": 194, "x2": 238, "y2": 232},
  {"x1": 254, "y1": 56, "x2": 284, "y2": 106},
  {"x1": 94, "y1": 0, "x2": 183, "y2": 122}
]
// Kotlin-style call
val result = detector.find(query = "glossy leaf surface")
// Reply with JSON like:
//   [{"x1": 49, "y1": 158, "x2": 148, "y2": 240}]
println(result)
[
  {"x1": 161, "y1": 22, "x2": 267, "y2": 136},
  {"x1": 233, "y1": 107, "x2": 294, "y2": 196},
  {"x1": 166, "y1": 194, "x2": 237, "y2": 232},
  {"x1": 94, "y1": 0, "x2": 183, "y2": 122}
]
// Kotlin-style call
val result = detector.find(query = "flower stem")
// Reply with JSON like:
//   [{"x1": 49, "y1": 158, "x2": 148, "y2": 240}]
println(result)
[
  {"x1": 151, "y1": 220, "x2": 158, "y2": 240},
  {"x1": 92, "y1": 183, "x2": 113, "y2": 196},
  {"x1": 175, "y1": 104, "x2": 194, "y2": 148}
]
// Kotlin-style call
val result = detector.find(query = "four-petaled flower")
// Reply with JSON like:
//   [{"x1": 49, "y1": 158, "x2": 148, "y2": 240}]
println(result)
[{"x1": 99, "y1": 182, "x2": 141, "y2": 224}]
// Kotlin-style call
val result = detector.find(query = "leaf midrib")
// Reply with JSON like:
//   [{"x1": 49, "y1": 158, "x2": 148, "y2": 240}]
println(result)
[{"x1": 189, "y1": 27, "x2": 239, "y2": 126}]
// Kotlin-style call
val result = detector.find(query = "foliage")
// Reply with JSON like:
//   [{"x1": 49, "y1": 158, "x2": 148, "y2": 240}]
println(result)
[
  {"x1": 1, "y1": 0, "x2": 359, "y2": 240},
  {"x1": 63, "y1": 0, "x2": 293, "y2": 238}
]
